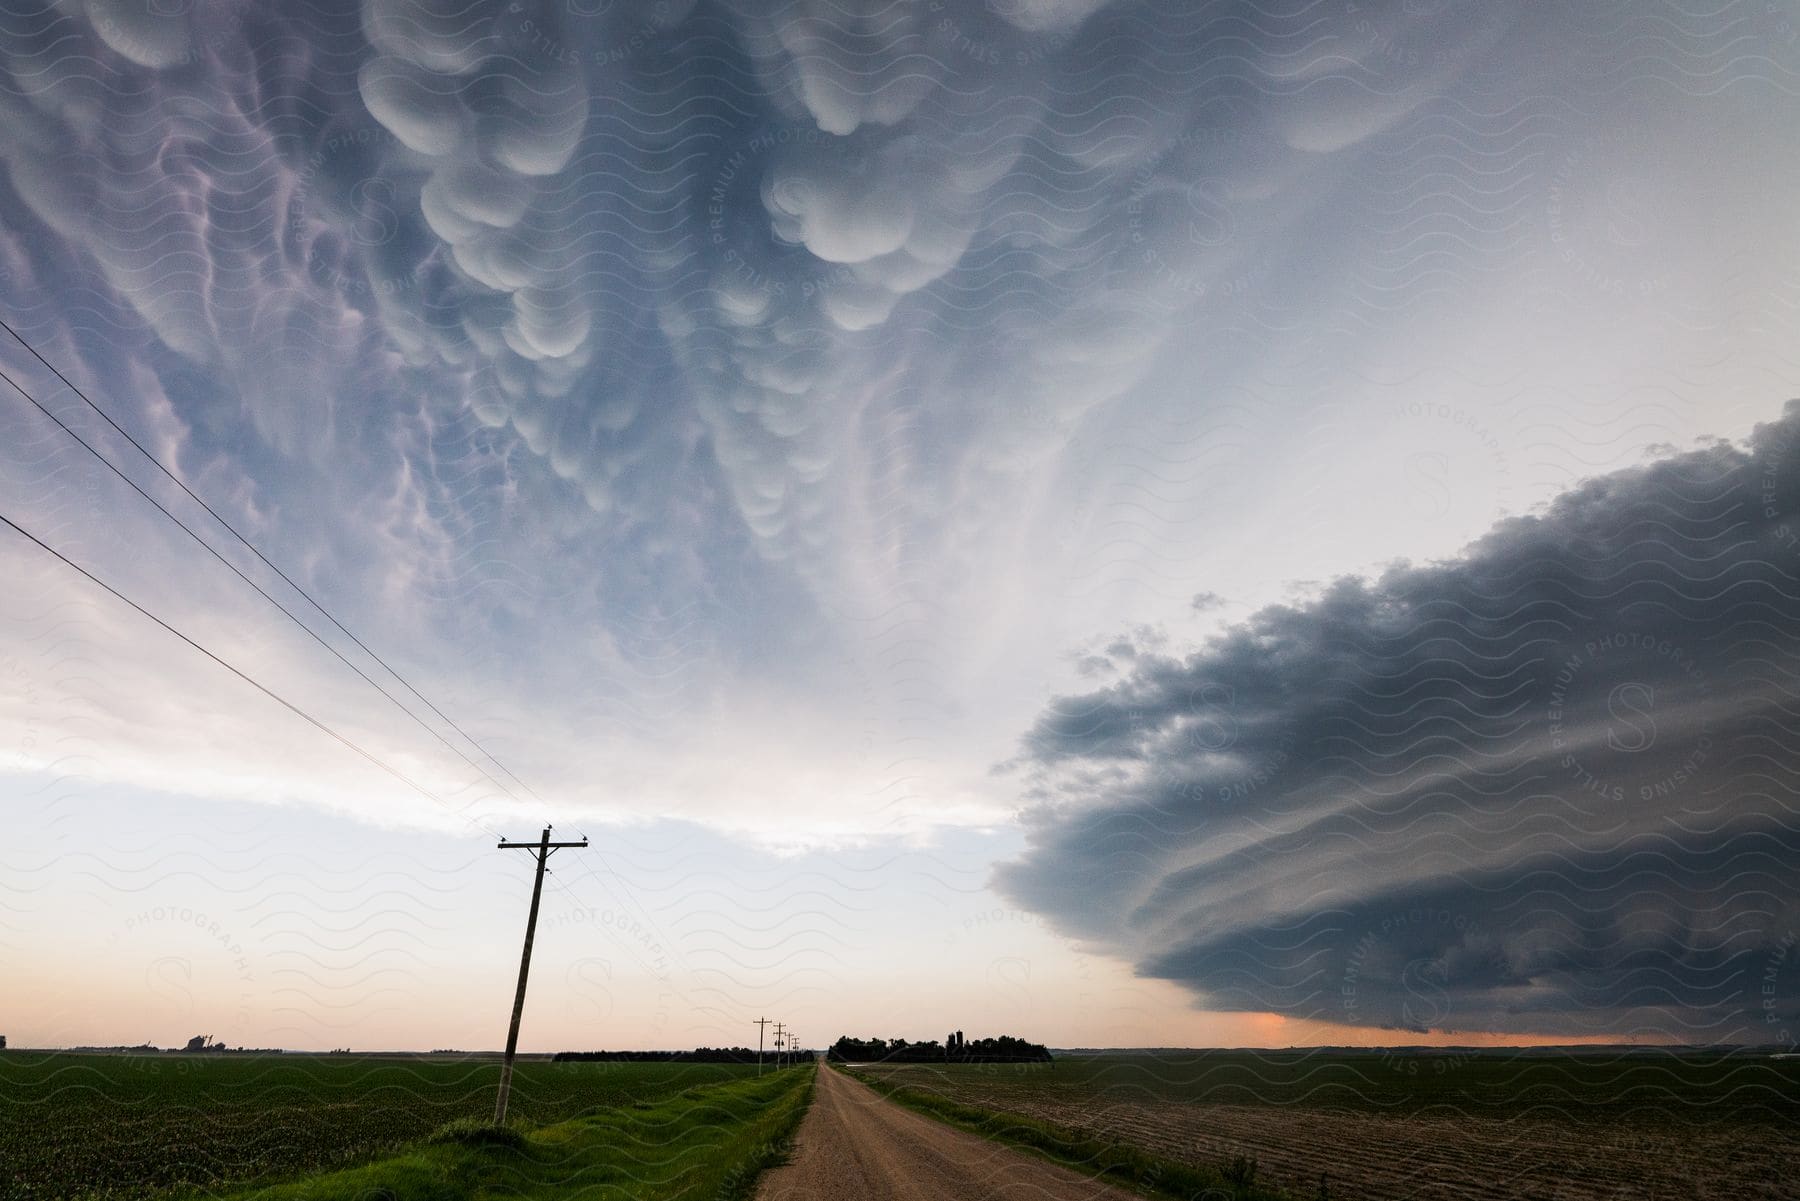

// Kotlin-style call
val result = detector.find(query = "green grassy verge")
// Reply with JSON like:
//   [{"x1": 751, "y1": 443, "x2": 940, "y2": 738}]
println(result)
[
  {"x1": 835, "y1": 1063, "x2": 1299, "y2": 1201},
  {"x1": 213, "y1": 1065, "x2": 816, "y2": 1201}
]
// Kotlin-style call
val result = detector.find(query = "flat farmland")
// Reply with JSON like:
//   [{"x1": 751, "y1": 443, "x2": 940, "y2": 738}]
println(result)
[
  {"x1": 0, "y1": 1052, "x2": 762, "y2": 1200},
  {"x1": 852, "y1": 1050, "x2": 1800, "y2": 1201}
]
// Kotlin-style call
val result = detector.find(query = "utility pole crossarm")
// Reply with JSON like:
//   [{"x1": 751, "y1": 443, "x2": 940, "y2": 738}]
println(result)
[{"x1": 493, "y1": 826, "x2": 586, "y2": 1126}]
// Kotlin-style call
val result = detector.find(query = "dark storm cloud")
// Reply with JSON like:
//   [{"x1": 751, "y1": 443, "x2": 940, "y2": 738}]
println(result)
[{"x1": 998, "y1": 408, "x2": 1800, "y2": 1040}]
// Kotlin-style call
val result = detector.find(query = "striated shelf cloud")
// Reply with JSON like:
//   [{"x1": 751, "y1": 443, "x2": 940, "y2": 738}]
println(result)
[{"x1": 998, "y1": 407, "x2": 1800, "y2": 1041}]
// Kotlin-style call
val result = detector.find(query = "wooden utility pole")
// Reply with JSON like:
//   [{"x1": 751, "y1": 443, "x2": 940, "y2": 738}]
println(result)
[
  {"x1": 494, "y1": 825, "x2": 587, "y2": 1125},
  {"x1": 773, "y1": 1022, "x2": 785, "y2": 1070},
  {"x1": 754, "y1": 1017, "x2": 772, "y2": 1076}
]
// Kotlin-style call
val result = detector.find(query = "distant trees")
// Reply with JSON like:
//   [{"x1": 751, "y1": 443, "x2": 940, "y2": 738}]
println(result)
[
  {"x1": 826, "y1": 1033, "x2": 1051, "y2": 1063},
  {"x1": 552, "y1": 1046, "x2": 804, "y2": 1064}
]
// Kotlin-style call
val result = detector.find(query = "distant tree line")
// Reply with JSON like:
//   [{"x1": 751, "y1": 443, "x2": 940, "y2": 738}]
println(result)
[
  {"x1": 59, "y1": 1038, "x2": 284, "y2": 1054},
  {"x1": 826, "y1": 1031, "x2": 1051, "y2": 1063},
  {"x1": 552, "y1": 1046, "x2": 809, "y2": 1064}
]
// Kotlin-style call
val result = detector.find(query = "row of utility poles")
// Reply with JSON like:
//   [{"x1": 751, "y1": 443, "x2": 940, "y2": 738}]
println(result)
[
  {"x1": 491, "y1": 827, "x2": 811, "y2": 1127},
  {"x1": 753, "y1": 1017, "x2": 802, "y2": 1073}
]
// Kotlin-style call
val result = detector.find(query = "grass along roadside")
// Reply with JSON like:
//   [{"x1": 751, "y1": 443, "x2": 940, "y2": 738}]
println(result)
[
  {"x1": 0, "y1": 1053, "x2": 769, "y2": 1199},
  {"x1": 834, "y1": 1063, "x2": 1300, "y2": 1201},
  {"x1": 211, "y1": 1064, "x2": 816, "y2": 1201}
]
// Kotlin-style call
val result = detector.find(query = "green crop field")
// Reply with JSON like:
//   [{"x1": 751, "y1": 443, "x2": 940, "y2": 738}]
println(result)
[
  {"x1": 852, "y1": 1050, "x2": 1800, "y2": 1201},
  {"x1": 0, "y1": 1052, "x2": 804, "y2": 1201}
]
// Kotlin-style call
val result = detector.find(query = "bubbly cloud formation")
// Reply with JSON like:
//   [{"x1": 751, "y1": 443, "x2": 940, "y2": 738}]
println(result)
[
  {"x1": 1, "y1": 0, "x2": 1799, "y2": 1064},
  {"x1": 0, "y1": 0, "x2": 1536, "y2": 616},
  {"x1": 0, "y1": 0, "x2": 1481, "y2": 838},
  {"x1": 998, "y1": 407, "x2": 1800, "y2": 1040},
  {"x1": 1, "y1": 0, "x2": 1798, "y2": 860}
]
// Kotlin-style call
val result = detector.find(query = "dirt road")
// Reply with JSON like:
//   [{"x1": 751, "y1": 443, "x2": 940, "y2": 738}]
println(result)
[{"x1": 756, "y1": 1065, "x2": 1139, "y2": 1201}]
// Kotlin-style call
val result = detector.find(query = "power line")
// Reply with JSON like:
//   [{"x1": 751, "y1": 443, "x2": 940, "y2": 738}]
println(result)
[
  {"x1": 564, "y1": 844, "x2": 695, "y2": 979},
  {"x1": 0, "y1": 323, "x2": 698, "y2": 1040},
  {"x1": 0, "y1": 324, "x2": 686, "y2": 969},
  {"x1": 0, "y1": 316, "x2": 540, "y2": 803},
  {"x1": 0, "y1": 402, "x2": 677, "y2": 1027},
  {"x1": 0, "y1": 507, "x2": 496, "y2": 835},
  {"x1": 0, "y1": 361, "x2": 527, "y2": 809},
  {"x1": 0, "y1": 386, "x2": 718, "y2": 1068}
]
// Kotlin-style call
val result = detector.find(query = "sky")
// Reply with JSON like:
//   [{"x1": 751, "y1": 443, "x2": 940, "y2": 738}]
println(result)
[{"x1": 2, "y1": 0, "x2": 1799, "y2": 1052}]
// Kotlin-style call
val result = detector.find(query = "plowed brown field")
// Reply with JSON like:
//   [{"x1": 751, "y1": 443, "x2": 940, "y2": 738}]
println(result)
[{"x1": 853, "y1": 1051, "x2": 1798, "y2": 1201}]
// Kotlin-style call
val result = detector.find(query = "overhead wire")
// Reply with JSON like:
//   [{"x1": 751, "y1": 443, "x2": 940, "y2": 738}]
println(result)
[
  {"x1": 0, "y1": 321, "x2": 705, "y2": 1010},
  {"x1": 0, "y1": 507, "x2": 500, "y2": 839},
  {"x1": 0, "y1": 316, "x2": 541, "y2": 803},
  {"x1": 0, "y1": 360, "x2": 530, "y2": 811}
]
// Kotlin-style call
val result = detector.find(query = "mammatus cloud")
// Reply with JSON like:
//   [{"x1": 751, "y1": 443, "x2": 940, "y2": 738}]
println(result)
[
  {"x1": 2, "y1": 0, "x2": 1797, "y2": 851},
  {"x1": 0, "y1": 0, "x2": 1523, "y2": 842},
  {"x1": 0, "y1": 0, "x2": 1528, "y2": 611},
  {"x1": 998, "y1": 405, "x2": 1800, "y2": 1040}
]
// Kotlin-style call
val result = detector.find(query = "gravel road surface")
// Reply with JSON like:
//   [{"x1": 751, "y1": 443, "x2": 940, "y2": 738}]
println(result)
[{"x1": 756, "y1": 1065, "x2": 1140, "y2": 1201}]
